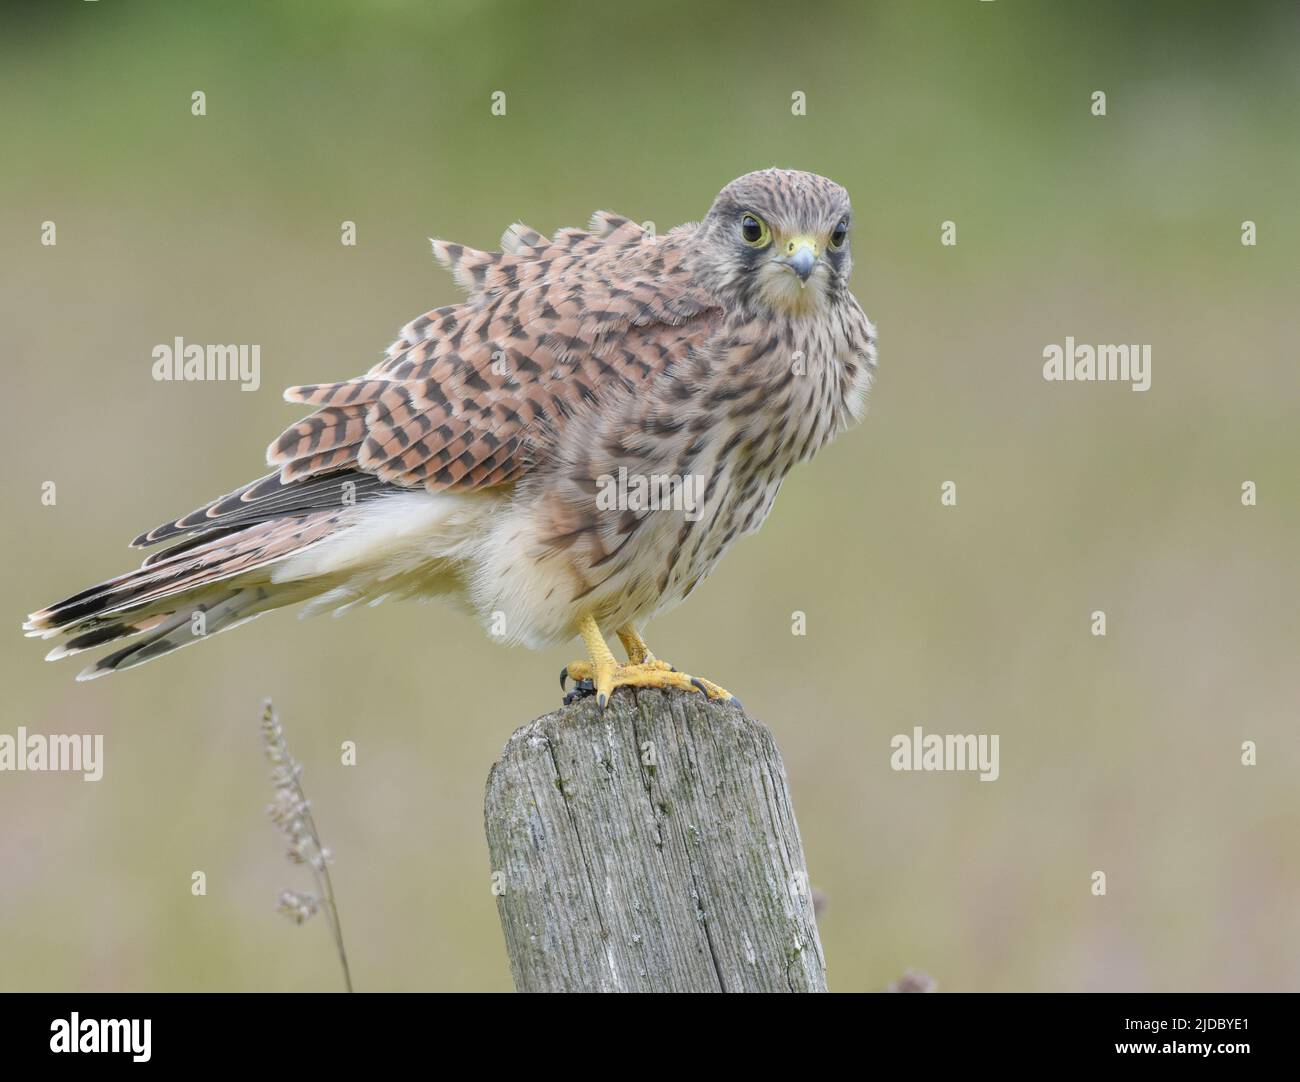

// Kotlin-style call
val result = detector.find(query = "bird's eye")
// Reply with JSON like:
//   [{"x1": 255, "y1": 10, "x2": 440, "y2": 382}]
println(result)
[
  {"x1": 828, "y1": 218, "x2": 849, "y2": 250},
  {"x1": 740, "y1": 213, "x2": 770, "y2": 247}
]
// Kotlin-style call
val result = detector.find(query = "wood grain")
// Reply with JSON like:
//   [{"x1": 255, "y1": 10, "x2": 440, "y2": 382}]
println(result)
[{"x1": 485, "y1": 689, "x2": 827, "y2": 992}]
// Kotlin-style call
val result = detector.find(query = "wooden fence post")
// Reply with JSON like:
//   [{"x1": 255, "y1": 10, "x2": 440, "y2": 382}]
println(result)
[{"x1": 484, "y1": 688, "x2": 827, "y2": 992}]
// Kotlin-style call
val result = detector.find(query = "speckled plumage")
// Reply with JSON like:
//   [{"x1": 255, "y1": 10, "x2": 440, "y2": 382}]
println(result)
[{"x1": 25, "y1": 169, "x2": 876, "y2": 681}]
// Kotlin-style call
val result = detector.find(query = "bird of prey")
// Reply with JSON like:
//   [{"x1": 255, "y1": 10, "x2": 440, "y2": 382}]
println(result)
[{"x1": 25, "y1": 169, "x2": 877, "y2": 708}]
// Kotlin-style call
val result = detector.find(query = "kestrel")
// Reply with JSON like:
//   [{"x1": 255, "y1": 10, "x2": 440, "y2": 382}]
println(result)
[{"x1": 26, "y1": 169, "x2": 877, "y2": 708}]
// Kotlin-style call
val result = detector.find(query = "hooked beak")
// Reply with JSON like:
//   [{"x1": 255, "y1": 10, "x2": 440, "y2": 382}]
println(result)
[{"x1": 779, "y1": 235, "x2": 819, "y2": 285}]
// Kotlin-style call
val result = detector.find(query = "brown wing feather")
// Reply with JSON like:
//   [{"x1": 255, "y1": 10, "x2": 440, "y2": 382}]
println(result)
[
  {"x1": 133, "y1": 468, "x2": 389, "y2": 548},
  {"x1": 267, "y1": 219, "x2": 717, "y2": 493},
  {"x1": 137, "y1": 213, "x2": 716, "y2": 548}
]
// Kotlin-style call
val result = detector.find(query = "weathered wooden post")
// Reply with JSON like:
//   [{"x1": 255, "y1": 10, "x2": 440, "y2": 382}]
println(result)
[{"x1": 484, "y1": 688, "x2": 827, "y2": 992}]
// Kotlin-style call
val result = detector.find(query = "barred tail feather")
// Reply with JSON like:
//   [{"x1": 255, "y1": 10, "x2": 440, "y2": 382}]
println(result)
[
  {"x1": 71, "y1": 587, "x2": 275, "y2": 682},
  {"x1": 25, "y1": 488, "x2": 499, "y2": 680},
  {"x1": 24, "y1": 512, "x2": 343, "y2": 679}
]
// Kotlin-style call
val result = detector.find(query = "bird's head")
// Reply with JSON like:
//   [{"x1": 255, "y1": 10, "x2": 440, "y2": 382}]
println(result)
[{"x1": 694, "y1": 168, "x2": 854, "y2": 317}]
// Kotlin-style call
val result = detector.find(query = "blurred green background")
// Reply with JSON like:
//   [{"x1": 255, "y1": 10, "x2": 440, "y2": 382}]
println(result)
[{"x1": 2, "y1": 0, "x2": 1297, "y2": 992}]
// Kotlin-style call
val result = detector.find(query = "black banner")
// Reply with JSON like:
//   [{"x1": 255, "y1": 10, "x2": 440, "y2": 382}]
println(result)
[{"x1": 0, "y1": 992, "x2": 1288, "y2": 1067}]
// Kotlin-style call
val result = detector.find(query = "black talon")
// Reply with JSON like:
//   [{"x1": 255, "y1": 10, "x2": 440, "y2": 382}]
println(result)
[
  {"x1": 730, "y1": 696, "x2": 745, "y2": 712},
  {"x1": 560, "y1": 666, "x2": 568, "y2": 690},
  {"x1": 690, "y1": 677, "x2": 707, "y2": 696},
  {"x1": 597, "y1": 693, "x2": 607, "y2": 711}
]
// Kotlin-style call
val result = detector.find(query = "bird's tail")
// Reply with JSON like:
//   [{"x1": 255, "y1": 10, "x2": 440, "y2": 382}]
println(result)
[{"x1": 24, "y1": 513, "x2": 339, "y2": 681}]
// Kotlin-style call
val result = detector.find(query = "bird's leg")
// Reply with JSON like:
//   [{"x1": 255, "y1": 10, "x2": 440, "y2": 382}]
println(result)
[
  {"x1": 616, "y1": 625, "x2": 649, "y2": 664},
  {"x1": 562, "y1": 614, "x2": 739, "y2": 710},
  {"x1": 616, "y1": 626, "x2": 664, "y2": 667}
]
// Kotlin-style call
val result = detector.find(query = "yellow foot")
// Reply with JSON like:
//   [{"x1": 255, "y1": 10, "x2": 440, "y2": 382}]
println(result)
[{"x1": 560, "y1": 658, "x2": 740, "y2": 711}]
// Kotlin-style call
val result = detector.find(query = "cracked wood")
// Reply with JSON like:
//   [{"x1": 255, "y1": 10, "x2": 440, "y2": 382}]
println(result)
[{"x1": 484, "y1": 689, "x2": 827, "y2": 992}]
